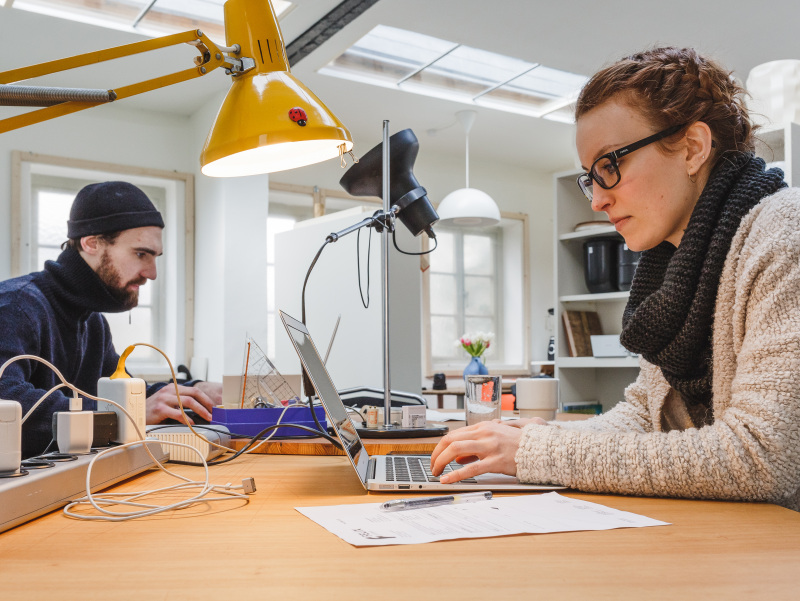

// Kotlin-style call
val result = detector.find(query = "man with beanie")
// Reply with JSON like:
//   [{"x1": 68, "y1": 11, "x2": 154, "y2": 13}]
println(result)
[{"x1": 0, "y1": 181, "x2": 220, "y2": 458}]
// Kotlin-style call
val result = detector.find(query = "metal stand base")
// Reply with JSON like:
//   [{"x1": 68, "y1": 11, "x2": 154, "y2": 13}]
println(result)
[{"x1": 356, "y1": 425, "x2": 449, "y2": 439}]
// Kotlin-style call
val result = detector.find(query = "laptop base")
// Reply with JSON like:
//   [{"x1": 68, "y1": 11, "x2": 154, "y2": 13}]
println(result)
[{"x1": 357, "y1": 425, "x2": 449, "y2": 439}]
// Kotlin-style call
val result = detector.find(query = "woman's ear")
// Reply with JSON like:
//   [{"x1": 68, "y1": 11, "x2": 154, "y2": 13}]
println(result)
[{"x1": 685, "y1": 121, "x2": 713, "y2": 177}]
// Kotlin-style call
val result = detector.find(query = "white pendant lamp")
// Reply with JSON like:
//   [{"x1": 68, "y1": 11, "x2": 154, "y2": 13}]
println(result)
[{"x1": 436, "y1": 110, "x2": 501, "y2": 227}]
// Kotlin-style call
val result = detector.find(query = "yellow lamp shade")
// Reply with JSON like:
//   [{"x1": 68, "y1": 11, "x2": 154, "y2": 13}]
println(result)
[
  {"x1": 200, "y1": 70, "x2": 352, "y2": 176},
  {"x1": 200, "y1": 0, "x2": 353, "y2": 177}
]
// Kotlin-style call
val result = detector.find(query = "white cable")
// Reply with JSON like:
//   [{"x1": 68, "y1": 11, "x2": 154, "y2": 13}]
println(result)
[
  {"x1": 0, "y1": 354, "x2": 80, "y2": 424},
  {"x1": 63, "y1": 439, "x2": 248, "y2": 521}
]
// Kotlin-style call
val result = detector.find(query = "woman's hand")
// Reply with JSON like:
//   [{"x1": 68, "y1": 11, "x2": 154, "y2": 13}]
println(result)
[{"x1": 430, "y1": 421, "x2": 528, "y2": 483}]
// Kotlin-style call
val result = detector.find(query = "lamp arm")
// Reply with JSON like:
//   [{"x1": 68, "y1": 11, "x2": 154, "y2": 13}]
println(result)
[
  {"x1": 0, "y1": 29, "x2": 243, "y2": 135},
  {"x1": 324, "y1": 208, "x2": 397, "y2": 243}
]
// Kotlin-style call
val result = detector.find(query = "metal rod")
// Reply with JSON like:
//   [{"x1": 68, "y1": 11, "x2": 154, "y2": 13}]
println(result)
[
  {"x1": 132, "y1": 0, "x2": 158, "y2": 28},
  {"x1": 323, "y1": 315, "x2": 341, "y2": 365},
  {"x1": 0, "y1": 85, "x2": 115, "y2": 107},
  {"x1": 382, "y1": 120, "x2": 392, "y2": 427}
]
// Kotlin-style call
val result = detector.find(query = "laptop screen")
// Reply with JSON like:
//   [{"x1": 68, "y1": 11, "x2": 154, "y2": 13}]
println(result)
[{"x1": 279, "y1": 311, "x2": 371, "y2": 487}]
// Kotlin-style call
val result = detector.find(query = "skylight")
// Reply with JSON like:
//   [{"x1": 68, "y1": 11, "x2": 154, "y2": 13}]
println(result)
[
  {"x1": 10, "y1": 0, "x2": 293, "y2": 41},
  {"x1": 319, "y1": 25, "x2": 588, "y2": 123}
]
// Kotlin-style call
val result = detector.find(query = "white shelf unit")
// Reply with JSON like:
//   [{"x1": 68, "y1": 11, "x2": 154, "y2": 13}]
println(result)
[
  {"x1": 553, "y1": 170, "x2": 640, "y2": 411},
  {"x1": 754, "y1": 122, "x2": 800, "y2": 186}
]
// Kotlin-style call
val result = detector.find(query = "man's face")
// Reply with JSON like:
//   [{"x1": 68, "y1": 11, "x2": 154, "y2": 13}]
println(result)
[{"x1": 94, "y1": 227, "x2": 163, "y2": 310}]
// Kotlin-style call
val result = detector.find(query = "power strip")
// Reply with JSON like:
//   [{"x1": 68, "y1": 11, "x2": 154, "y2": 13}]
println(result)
[
  {"x1": 0, "y1": 441, "x2": 167, "y2": 534},
  {"x1": 145, "y1": 425, "x2": 231, "y2": 464}
]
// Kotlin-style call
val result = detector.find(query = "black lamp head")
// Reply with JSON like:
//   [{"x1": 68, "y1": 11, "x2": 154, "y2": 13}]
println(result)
[{"x1": 339, "y1": 128, "x2": 438, "y2": 238}]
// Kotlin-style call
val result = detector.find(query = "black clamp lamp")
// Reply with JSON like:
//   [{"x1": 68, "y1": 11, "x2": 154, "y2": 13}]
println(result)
[{"x1": 301, "y1": 123, "x2": 447, "y2": 438}]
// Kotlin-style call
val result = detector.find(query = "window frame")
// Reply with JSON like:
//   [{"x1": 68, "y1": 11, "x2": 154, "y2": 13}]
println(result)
[
  {"x1": 421, "y1": 210, "x2": 531, "y2": 377},
  {"x1": 11, "y1": 150, "x2": 195, "y2": 373}
]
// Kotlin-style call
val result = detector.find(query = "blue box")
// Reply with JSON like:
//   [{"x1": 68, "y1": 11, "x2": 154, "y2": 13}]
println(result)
[{"x1": 211, "y1": 406, "x2": 327, "y2": 438}]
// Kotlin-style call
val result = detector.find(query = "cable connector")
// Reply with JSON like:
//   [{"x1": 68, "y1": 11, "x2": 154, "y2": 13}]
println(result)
[
  {"x1": 242, "y1": 477, "x2": 256, "y2": 494},
  {"x1": 69, "y1": 396, "x2": 82, "y2": 411}
]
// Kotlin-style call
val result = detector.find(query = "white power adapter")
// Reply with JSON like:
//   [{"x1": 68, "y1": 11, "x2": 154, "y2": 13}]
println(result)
[
  {"x1": 97, "y1": 377, "x2": 146, "y2": 444},
  {"x1": 0, "y1": 400, "x2": 22, "y2": 473},
  {"x1": 55, "y1": 400, "x2": 94, "y2": 454}
]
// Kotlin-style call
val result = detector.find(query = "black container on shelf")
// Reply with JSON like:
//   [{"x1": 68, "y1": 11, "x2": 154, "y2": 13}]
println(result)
[
  {"x1": 583, "y1": 237, "x2": 617, "y2": 294},
  {"x1": 616, "y1": 242, "x2": 641, "y2": 291}
]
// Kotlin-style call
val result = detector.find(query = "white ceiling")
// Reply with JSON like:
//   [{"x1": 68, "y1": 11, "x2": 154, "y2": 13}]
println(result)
[{"x1": 2, "y1": 0, "x2": 800, "y2": 174}]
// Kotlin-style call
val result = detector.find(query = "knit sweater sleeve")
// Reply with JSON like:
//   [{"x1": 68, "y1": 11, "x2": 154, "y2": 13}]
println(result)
[{"x1": 516, "y1": 194, "x2": 800, "y2": 507}]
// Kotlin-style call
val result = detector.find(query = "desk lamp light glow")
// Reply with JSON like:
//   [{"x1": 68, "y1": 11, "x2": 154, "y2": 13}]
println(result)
[{"x1": 0, "y1": 0, "x2": 353, "y2": 176}]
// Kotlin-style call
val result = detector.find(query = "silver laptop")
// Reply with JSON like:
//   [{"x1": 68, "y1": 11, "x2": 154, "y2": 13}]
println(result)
[{"x1": 280, "y1": 310, "x2": 563, "y2": 492}]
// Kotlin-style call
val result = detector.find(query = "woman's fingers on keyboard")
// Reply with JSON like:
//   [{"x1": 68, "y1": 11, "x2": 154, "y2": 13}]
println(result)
[{"x1": 433, "y1": 422, "x2": 524, "y2": 483}]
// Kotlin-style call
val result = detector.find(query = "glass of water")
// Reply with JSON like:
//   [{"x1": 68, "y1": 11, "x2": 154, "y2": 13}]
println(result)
[{"x1": 465, "y1": 375, "x2": 502, "y2": 426}]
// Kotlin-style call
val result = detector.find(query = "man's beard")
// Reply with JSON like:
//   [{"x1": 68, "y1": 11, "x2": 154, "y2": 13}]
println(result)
[{"x1": 96, "y1": 251, "x2": 146, "y2": 311}]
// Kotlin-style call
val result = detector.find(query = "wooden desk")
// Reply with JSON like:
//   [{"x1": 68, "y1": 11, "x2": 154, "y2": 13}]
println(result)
[{"x1": 2, "y1": 453, "x2": 800, "y2": 600}]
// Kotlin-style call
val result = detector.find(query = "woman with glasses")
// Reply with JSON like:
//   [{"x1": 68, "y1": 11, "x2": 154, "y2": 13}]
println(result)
[{"x1": 431, "y1": 47, "x2": 800, "y2": 510}]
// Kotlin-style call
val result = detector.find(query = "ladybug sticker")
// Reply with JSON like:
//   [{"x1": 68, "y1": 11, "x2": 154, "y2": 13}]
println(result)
[{"x1": 289, "y1": 107, "x2": 307, "y2": 126}]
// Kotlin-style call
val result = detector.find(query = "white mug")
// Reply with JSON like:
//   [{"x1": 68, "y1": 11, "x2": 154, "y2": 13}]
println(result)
[{"x1": 515, "y1": 378, "x2": 559, "y2": 420}]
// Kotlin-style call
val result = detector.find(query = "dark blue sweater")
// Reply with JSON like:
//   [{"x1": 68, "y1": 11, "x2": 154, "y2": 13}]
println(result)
[{"x1": 0, "y1": 247, "x2": 163, "y2": 458}]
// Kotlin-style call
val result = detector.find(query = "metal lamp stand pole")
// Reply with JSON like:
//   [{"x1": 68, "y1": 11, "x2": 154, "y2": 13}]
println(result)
[{"x1": 380, "y1": 119, "x2": 393, "y2": 429}]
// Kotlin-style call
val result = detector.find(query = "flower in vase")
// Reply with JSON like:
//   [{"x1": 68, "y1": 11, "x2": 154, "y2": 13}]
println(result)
[{"x1": 456, "y1": 332, "x2": 495, "y2": 358}]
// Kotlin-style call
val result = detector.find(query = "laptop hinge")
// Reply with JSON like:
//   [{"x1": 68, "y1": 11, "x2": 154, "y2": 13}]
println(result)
[{"x1": 368, "y1": 457, "x2": 376, "y2": 481}]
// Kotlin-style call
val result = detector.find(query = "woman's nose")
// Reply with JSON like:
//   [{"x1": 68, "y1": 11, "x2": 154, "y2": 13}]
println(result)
[{"x1": 591, "y1": 186, "x2": 613, "y2": 213}]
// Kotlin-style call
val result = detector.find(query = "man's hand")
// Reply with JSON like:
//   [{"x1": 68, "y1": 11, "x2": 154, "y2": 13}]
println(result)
[
  {"x1": 191, "y1": 380, "x2": 222, "y2": 406},
  {"x1": 145, "y1": 384, "x2": 217, "y2": 425},
  {"x1": 430, "y1": 420, "x2": 544, "y2": 484}
]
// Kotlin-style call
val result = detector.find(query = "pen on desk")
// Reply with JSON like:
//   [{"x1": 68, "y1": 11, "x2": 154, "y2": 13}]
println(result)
[{"x1": 380, "y1": 491, "x2": 492, "y2": 512}]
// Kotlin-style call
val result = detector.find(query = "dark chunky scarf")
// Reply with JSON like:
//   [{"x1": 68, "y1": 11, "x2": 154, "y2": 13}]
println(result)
[
  {"x1": 40, "y1": 246, "x2": 132, "y2": 316},
  {"x1": 620, "y1": 152, "x2": 786, "y2": 409}
]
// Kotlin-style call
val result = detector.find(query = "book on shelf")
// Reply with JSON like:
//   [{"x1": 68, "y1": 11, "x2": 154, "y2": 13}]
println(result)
[
  {"x1": 560, "y1": 401, "x2": 603, "y2": 415},
  {"x1": 561, "y1": 310, "x2": 602, "y2": 357}
]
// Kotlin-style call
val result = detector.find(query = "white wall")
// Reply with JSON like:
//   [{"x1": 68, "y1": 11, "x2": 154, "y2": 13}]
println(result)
[{"x1": 190, "y1": 95, "x2": 271, "y2": 381}]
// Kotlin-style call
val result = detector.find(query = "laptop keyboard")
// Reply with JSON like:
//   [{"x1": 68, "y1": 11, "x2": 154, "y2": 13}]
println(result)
[{"x1": 385, "y1": 456, "x2": 477, "y2": 484}]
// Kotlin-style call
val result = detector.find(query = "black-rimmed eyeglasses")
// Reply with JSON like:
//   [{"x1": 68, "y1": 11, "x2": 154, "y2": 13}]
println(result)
[{"x1": 576, "y1": 123, "x2": 685, "y2": 201}]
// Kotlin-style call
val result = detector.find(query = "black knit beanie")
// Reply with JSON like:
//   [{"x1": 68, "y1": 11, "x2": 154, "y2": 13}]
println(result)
[{"x1": 67, "y1": 181, "x2": 165, "y2": 238}]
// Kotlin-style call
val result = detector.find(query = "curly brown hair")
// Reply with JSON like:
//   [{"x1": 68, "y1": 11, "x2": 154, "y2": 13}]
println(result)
[{"x1": 575, "y1": 47, "x2": 756, "y2": 163}]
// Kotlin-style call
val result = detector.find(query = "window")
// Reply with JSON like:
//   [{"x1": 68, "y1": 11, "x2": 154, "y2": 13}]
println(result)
[
  {"x1": 319, "y1": 25, "x2": 587, "y2": 123},
  {"x1": 423, "y1": 214, "x2": 529, "y2": 375},
  {"x1": 12, "y1": 152, "x2": 194, "y2": 374},
  {"x1": 428, "y1": 228, "x2": 501, "y2": 363}
]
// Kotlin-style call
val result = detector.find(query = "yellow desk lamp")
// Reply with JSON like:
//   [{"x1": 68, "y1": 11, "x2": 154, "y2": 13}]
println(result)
[{"x1": 0, "y1": 0, "x2": 353, "y2": 176}]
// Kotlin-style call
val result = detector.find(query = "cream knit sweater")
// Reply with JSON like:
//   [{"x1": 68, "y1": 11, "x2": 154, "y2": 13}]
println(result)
[{"x1": 516, "y1": 187, "x2": 800, "y2": 510}]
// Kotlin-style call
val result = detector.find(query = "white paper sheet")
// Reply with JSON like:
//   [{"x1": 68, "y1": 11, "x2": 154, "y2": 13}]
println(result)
[{"x1": 295, "y1": 492, "x2": 670, "y2": 547}]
